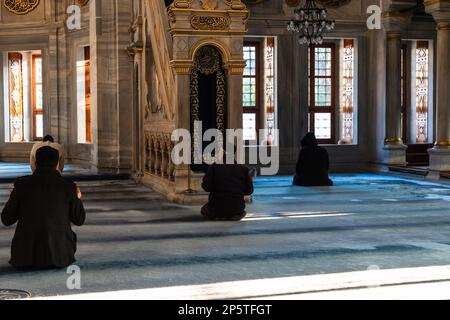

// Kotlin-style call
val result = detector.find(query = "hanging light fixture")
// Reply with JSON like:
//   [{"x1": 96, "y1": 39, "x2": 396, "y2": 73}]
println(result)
[{"x1": 287, "y1": 0, "x2": 335, "y2": 45}]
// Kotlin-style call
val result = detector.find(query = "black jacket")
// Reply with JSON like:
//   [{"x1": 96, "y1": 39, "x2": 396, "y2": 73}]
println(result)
[
  {"x1": 1, "y1": 168, "x2": 86, "y2": 268},
  {"x1": 294, "y1": 146, "x2": 333, "y2": 187},
  {"x1": 202, "y1": 164, "x2": 254, "y2": 217}
]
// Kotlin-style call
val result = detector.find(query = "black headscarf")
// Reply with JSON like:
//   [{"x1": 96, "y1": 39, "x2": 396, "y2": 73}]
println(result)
[
  {"x1": 301, "y1": 132, "x2": 318, "y2": 148},
  {"x1": 36, "y1": 146, "x2": 59, "y2": 169}
]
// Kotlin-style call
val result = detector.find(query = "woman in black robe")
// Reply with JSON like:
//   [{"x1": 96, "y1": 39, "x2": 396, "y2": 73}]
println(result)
[{"x1": 293, "y1": 132, "x2": 333, "y2": 187}]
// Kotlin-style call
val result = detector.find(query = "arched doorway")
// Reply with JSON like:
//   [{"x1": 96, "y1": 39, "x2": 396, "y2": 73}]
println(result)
[{"x1": 190, "y1": 46, "x2": 227, "y2": 172}]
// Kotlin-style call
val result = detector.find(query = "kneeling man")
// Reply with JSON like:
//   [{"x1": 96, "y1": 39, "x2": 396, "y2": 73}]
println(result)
[
  {"x1": 201, "y1": 149, "x2": 254, "y2": 221},
  {"x1": 1, "y1": 147, "x2": 86, "y2": 269}
]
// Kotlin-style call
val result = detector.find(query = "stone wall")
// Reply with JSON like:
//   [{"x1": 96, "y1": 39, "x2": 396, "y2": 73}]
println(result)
[
  {"x1": 0, "y1": 0, "x2": 133, "y2": 172},
  {"x1": 244, "y1": 0, "x2": 436, "y2": 173}
]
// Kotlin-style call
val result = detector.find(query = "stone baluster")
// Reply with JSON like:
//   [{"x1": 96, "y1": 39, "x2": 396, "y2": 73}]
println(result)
[
  {"x1": 150, "y1": 135, "x2": 156, "y2": 174},
  {"x1": 145, "y1": 134, "x2": 151, "y2": 172},
  {"x1": 160, "y1": 135, "x2": 167, "y2": 178},
  {"x1": 168, "y1": 141, "x2": 175, "y2": 181}
]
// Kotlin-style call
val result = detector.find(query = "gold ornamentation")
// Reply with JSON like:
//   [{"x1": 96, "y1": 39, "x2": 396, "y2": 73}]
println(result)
[
  {"x1": 77, "y1": 0, "x2": 89, "y2": 7},
  {"x1": 190, "y1": 15, "x2": 231, "y2": 31},
  {"x1": 435, "y1": 141, "x2": 450, "y2": 147},
  {"x1": 3, "y1": 0, "x2": 40, "y2": 15},
  {"x1": 384, "y1": 138, "x2": 403, "y2": 144},
  {"x1": 200, "y1": 0, "x2": 218, "y2": 10},
  {"x1": 215, "y1": 67, "x2": 226, "y2": 132},
  {"x1": 173, "y1": 0, "x2": 192, "y2": 9},
  {"x1": 242, "y1": 0, "x2": 268, "y2": 4},
  {"x1": 285, "y1": 0, "x2": 301, "y2": 7},
  {"x1": 316, "y1": 0, "x2": 351, "y2": 8},
  {"x1": 437, "y1": 23, "x2": 450, "y2": 31},
  {"x1": 190, "y1": 46, "x2": 226, "y2": 146}
]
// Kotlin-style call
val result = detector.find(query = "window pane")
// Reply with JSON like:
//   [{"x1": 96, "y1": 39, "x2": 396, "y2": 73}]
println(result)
[
  {"x1": 314, "y1": 48, "x2": 332, "y2": 76},
  {"x1": 8, "y1": 52, "x2": 24, "y2": 142},
  {"x1": 416, "y1": 42, "x2": 429, "y2": 143},
  {"x1": 35, "y1": 83, "x2": 43, "y2": 110},
  {"x1": 77, "y1": 46, "x2": 91, "y2": 143},
  {"x1": 35, "y1": 58, "x2": 42, "y2": 83},
  {"x1": 35, "y1": 114, "x2": 43, "y2": 139},
  {"x1": 244, "y1": 46, "x2": 256, "y2": 76},
  {"x1": 314, "y1": 113, "x2": 332, "y2": 140},
  {"x1": 243, "y1": 77, "x2": 256, "y2": 107},
  {"x1": 243, "y1": 45, "x2": 257, "y2": 108},
  {"x1": 314, "y1": 78, "x2": 332, "y2": 106},
  {"x1": 243, "y1": 113, "x2": 257, "y2": 141},
  {"x1": 340, "y1": 40, "x2": 355, "y2": 144}
]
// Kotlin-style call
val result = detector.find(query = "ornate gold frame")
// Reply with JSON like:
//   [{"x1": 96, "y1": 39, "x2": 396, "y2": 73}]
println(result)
[
  {"x1": 190, "y1": 45, "x2": 226, "y2": 150},
  {"x1": 3, "y1": 0, "x2": 40, "y2": 15}
]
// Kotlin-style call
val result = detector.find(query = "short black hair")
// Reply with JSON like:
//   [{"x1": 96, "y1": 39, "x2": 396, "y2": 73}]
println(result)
[
  {"x1": 36, "y1": 146, "x2": 59, "y2": 169},
  {"x1": 43, "y1": 135, "x2": 55, "y2": 143}
]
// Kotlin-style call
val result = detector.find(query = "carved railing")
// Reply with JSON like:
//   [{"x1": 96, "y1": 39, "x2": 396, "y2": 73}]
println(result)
[
  {"x1": 145, "y1": 132, "x2": 175, "y2": 181},
  {"x1": 141, "y1": 0, "x2": 175, "y2": 121}
]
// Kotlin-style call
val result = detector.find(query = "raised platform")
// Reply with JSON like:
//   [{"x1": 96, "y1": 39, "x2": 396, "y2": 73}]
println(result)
[
  {"x1": 388, "y1": 165, "x2": 430, "y2": 176},
  {"x1": 0, "y1": 162, "x2": 130, "y2": 183}
]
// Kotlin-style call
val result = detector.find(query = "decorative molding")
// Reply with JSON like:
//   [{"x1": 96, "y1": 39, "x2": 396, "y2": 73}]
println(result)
[
  {"x1": 316, "y1": 0, "x2": 351, "y2": 8},
  {"x1": 437, "y1": 22, "x2": 450, "y2": 30},
  {"x1": 3, "y1": 0, "x2": 40, "y2": 15},
  {"x1": 190, "y1": 15, "x2": 231, "y2": 30},
  {"x1": 242, "y1": 0, "x2": 268, "y2": 4},
  {"x1": 384, "y1": 138, "x2": 404, "y2": 144},
  {"x1": 170, "y1": 60, "x2": 194, "y2": 74},
  {"x1": 436, "y1": 141, "x2": 450, "y2": 147},
  {"x1": 190, "y1": 46, "x2": 226, "y2": 137},
  {"x1": 77, "y1": 0, "x2": 90, "y2": 7},
  {"x1": 200, "y1": 0, "x2": 218, "y2": 10},
  {"x1": 285, "y1": 0, "x2": 301, "y2": 7}
]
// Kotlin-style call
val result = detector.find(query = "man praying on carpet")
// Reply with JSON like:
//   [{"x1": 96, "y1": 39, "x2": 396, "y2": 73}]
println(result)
[
  {"x1": 30, "y1": 135, "x2": 65, "y2": 173},
  {"x1": 1, "y1": 146, "x2": 85, "y2": 269},
  {"x1": 201, "y1": 147, "x2": 254, "y2": 221}
]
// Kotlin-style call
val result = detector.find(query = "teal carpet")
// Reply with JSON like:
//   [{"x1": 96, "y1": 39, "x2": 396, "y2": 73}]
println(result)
[{"x1": 1, "y1": 173, "x2": 450, "y2": 298}]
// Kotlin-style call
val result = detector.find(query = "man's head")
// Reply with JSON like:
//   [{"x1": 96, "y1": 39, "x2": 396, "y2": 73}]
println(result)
[
  {"x1": 43, "y1": 135, "x2": 55, "y2": 143},
  {"x1": 36, "y1": 146, "x2": 59, "y2": 169}
]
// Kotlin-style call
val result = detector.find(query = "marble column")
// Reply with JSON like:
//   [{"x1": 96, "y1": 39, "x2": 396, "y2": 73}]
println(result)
[
  {"x1": 425, "y1": 0, "x2": 450, "y2": 171},
  {"x1": 382, "y1": 13, "x2": 411, "y2": 165}
]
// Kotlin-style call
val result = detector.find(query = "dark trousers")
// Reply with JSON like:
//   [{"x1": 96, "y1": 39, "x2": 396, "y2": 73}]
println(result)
[{"x1": 201, "y1": 204, "x2": 246, "y2": 221}]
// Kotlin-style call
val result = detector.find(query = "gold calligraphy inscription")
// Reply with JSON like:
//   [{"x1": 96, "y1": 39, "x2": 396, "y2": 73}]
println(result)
[{"x1": 190, "y1": 15, "x2": 230, "y2": 31}]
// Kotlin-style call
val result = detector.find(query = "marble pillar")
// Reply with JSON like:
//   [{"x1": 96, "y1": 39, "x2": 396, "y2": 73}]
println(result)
[
  {"x1": 425, "y1": 1, "x2": 450, "y2": 171},
  {"x1": 382, "y1": 13, "x2": 411, "y2": 165}
]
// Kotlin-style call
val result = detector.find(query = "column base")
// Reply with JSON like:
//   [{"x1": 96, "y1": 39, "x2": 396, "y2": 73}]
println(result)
[
  {"x1": 429, "y1": 146, "x2": 450, "y2": 171},
  {"x1": 383, "y1": 142, "x2": 407, "y2": 165}
]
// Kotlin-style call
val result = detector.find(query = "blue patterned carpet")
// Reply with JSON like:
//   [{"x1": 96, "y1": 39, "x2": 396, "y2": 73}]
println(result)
[{"x1": 0, "y1": 172, "x2": 450, "y2": 298}]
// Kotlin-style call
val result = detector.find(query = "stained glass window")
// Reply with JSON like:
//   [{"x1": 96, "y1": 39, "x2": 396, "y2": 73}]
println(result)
[
  {"x1": 340, "y1": 39, "x2": 354, "y2": 144},
  {"x1": 309, "y1": 44, "x2": 335, "y2": 144},
  {"x1": 243, "y1": 113, "x2": 257, "y2": 141},
  {"x1": 77, "y1": 46, "x2": 92, "y2": 144},
  {"x1": 243, "y1": 45, "x2": 257, "y2": 108},
  {"x1": 8, "y1": 53, "x2": 24, "y2": 143},
  {"x1": 5, "y1": 51, "x2": 43, "y2": 143},
  {"x1": 243, "y1": 43, "x2": 259, "y2": 141},
  {"x1": 32, "y1": 55, "x2": 43, "y2": 140},
  {"x1": 264, "y1": 37, "x2": 276, "y2": 145},
  {"x1": 415, "y1": 41, "x2": 429, "y2": 144},
  {"x1": 315, "y1": 113, "x2": 332, "y2": 139}
]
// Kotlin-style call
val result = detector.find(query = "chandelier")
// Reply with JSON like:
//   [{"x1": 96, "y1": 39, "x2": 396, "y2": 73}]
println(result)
[{"x1": 287, "y1": 0, "x2": 335, "y2": 45}]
